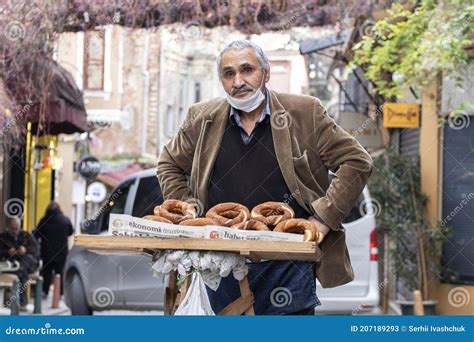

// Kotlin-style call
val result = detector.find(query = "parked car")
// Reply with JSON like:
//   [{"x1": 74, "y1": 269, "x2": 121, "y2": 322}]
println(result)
[
  {"x1": 64, "y1": 169, "x2": 166, "y2": 315},
  {"x1": 64, "y1": 169, "x2": 378, "y2": 314}
]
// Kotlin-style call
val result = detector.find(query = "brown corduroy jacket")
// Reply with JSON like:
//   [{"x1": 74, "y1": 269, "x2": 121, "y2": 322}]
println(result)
[{"x1": 157, "y1": 89, "x2": 373, "y2": 288}]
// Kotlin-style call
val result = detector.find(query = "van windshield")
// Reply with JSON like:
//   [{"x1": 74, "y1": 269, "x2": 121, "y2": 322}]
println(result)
[
  {"x1": 132, "y1": 176, "x2": 164, "y2": 218},
  {"x1": 100, "y1": 180, "x2": 133, "y2": 232}
]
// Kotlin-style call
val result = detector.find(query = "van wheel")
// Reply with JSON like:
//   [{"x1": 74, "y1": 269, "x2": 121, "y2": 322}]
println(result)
[{"x1": 69, "y1": 272, "x2": 92, "y2": 315}]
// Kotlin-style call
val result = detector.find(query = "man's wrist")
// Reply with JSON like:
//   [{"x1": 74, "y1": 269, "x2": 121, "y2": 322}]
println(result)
[{"x1": 308, "y1": 215, "x2": 330, "y2": 243}]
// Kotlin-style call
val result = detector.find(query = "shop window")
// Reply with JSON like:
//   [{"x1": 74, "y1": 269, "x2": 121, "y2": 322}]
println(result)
[{"x1": 83, "y1": 30, "x2": 105, "y2": 90}]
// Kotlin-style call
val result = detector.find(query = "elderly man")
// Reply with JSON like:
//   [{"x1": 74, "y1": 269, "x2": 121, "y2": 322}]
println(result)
[
  {"x1": 0, "y1": 217, "x2": 39, "y2": 310},
  {"x1": 157, "y1": 40, "x2": 373, "y2": 315}
]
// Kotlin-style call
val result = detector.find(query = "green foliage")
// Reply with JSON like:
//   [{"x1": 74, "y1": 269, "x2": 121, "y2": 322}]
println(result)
[
  {"x1": 369, "y1": 149, "x2": 451, "y2": 299},
  {"x1": 352, "y1": 0, "x2": 473, "y2": 98}
]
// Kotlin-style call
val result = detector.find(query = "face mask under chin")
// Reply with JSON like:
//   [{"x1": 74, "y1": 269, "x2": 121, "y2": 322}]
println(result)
[{"x1": 225, "y1": 72, "x2": 266, "y2": 113}]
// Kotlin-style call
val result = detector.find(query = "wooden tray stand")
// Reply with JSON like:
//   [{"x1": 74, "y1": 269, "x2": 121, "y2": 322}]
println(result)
[{"x1": 75, "y1": 235, "x2": 321, "y2": 316}]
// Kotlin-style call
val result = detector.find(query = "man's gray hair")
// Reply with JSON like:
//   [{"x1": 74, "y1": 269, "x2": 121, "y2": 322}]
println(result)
[{"x1": 216, "y1": 40, "x2": 270, "y2": 78}]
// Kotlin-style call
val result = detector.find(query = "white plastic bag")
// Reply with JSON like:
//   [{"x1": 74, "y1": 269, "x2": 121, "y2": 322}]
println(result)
[
  {"x1": 151, "y1": 250, "x2": 248, "y2": 290},
  {"x1": 174, "y1": 273, "x2": 215, "y2": 316}
]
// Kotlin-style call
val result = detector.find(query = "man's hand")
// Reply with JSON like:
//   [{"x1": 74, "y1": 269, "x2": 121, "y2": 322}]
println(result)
[
  {"x1": 17, "y1": 246, "x2": 27, "y2": 256},
  {"x1": 8, "y1": 247, "x2": 16, "y2": 256},
  {"x1": 308, "y1": 216, "x2": 330, "y2": 244}
]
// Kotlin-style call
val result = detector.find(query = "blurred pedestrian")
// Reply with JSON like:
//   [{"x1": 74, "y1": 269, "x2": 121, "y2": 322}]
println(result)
[
  {"x1": 33, "y1": 202, "x2": 74, "y2": 297},
  {"x1": 0, "y1": 216, "x2": 39, "y2": 310}
]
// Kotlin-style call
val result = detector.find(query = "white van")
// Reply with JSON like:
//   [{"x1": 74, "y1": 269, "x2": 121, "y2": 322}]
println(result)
[{"x1": 315, "y1": 185, "x2": 379, "y2": 314}]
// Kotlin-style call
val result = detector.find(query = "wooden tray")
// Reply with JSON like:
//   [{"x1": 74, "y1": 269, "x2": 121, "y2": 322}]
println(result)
[
  {"x1": 75, "y1": 235, "x2": 321, "y2": 262},
  {"x1": 75, "y1": 234, "x2": 321, "y2": 315}
]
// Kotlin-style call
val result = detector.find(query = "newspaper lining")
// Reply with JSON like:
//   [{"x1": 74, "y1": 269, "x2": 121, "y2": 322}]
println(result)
[{"x1": 108, "y1": 214, "x2": 304, "y2": 242}]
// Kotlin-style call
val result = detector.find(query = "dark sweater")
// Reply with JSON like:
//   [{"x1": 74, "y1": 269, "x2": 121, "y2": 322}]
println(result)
[
  {"x1": 206, "y1": 115, "x2": 318, "y2": 315},
  {"x1": 208, "y1": 114, "x2": 309, "y2": 218}
]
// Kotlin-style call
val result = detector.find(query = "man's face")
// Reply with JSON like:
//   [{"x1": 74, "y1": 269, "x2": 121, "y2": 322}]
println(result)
[
  {"x1": 7, "y1": 220, "x2": 20, "y2": 237},
  {"x1": 219, "y1": 48, "x2": 270, "y2": 99}
]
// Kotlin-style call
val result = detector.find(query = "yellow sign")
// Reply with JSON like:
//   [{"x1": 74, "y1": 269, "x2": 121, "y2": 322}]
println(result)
[{"x1": 383, "y1": 103, "x2": 420, "y2": 128}]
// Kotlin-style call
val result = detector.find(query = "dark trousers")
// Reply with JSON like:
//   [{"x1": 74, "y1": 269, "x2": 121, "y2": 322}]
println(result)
[
  {"x1": 207, "y1": 260, "x2": 320, "y2": 315},
  {"x1": 41, "y1": 259, "x2": 65, "y2": 296}
]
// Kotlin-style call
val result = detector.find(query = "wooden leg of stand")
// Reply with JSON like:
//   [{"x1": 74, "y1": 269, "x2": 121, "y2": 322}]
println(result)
[
  {"x1": 173, "y1": 275, "x2": 191, "y2": 313},
  {"x1": 218, "y1": 275, "x2": 255, "y2": 315},
  {"x1": 218, "y1": 293, "x2": 255, "y2": 315},
  {"x1": 239, "y1": 276, "x2": 255, "y2": 315},
  {"x1": 164, "y1": 271, "x2": 177, "y2": 316},
  {"x1": 179, "y1": 276, "x2": 190, "y2": 304}
]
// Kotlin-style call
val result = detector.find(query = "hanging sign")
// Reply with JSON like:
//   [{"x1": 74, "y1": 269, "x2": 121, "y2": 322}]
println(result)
[
  {"x1": 77, "y1": 155, "x2": 101, "y2": 179},
  {"x1": 383, "y1": 103, "x2": 420, "y2": 128}
]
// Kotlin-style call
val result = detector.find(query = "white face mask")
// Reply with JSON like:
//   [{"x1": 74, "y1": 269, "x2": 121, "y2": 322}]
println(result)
[{"x1": 225, "y1": 72, "x2": 266, "y2": 113}]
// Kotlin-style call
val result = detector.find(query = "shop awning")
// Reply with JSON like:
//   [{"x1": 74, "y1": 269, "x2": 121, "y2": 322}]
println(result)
[{"x1": 5, "y1": 59, "x2": 89, "y2": 135}]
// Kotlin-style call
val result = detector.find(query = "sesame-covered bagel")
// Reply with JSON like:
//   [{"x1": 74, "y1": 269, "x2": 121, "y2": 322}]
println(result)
[
  {"x1": 179, "y1": 218, "x2": 219, "y2": 226},
  {"x1": 251, "y1": 202, "x2": 295, "y2": 227},
  {"x1": 206, "y1": 202, "x2": 250, "y2": 228},
  {"x1": 155, "y1": 199, "x2": 197, "y2": 224},
  {"x1": 240, "y1": 219, "x2": 270, "y2": 231},
  {"x1": 274, "y1": 218, "x2": 319, "y2": 242}
]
